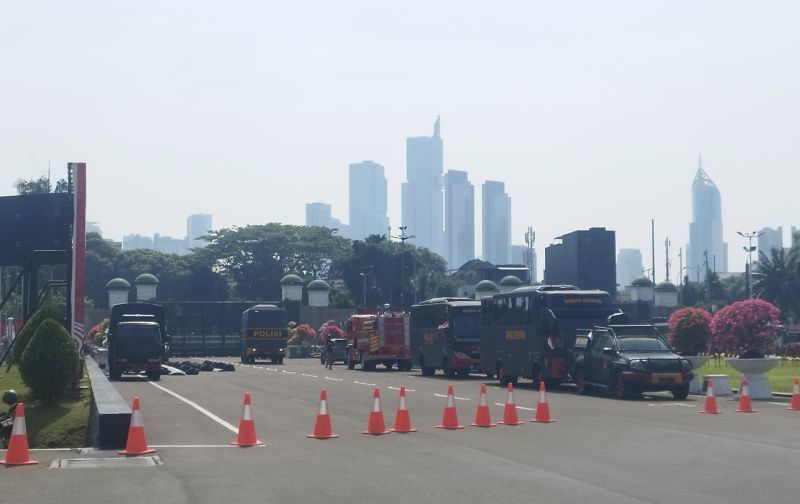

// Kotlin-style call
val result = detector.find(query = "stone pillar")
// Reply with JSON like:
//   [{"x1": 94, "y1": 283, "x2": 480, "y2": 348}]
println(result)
[
  {"x1": 280, "y1": 274, "x2": 303, "y2": 302},
  {"x1": 106, "y1": 278, "x2": 131, "y2": 307},
  {"x1": 307, "y1": 279, "x2": 331, "y2": 307},
  {"x1": 134, "y1": 273, "x2": 159, "y2": 302}
]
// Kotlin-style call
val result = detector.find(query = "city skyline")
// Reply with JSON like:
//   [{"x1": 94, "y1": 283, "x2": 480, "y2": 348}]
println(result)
[
  {"x1": 3, "y1": 2, "x2": 799, "y2": 279},
  {"x1": 688, "y1": 162, "x2": 728, "y2": 281}
]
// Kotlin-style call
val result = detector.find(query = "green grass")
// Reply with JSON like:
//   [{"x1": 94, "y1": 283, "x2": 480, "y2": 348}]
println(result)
[
  {"x1": 0, "y1": 363, "x2": 90, "y2": 448},
  {"x1": 694, "y1": 358, "x2": 800, "y2": 394}
]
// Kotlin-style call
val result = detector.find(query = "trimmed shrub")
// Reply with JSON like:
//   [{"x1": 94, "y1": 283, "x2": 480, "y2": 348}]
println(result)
[
  {"x1": 12, "y1": 305, "x2": 62, "y2": 364},
  {"x1": 20, "y1": 319, "x2": 79, "y2": 400},
  {"x1": 666, "y1": 307, "x2": 712, "y2": 355}
]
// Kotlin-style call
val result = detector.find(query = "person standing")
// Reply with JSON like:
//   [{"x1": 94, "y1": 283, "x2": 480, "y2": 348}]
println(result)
[{"x1": 324, "y1": 337, "x2": 335, "y2": 370}]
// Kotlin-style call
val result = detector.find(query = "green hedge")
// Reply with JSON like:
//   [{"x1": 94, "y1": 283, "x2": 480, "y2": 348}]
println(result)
[
  {"x1": 20, "y1": 319, "x2": 79, "y2": 400},
  {"x1": 11, "y1": 305, "x2": 62, "y2": 364}
]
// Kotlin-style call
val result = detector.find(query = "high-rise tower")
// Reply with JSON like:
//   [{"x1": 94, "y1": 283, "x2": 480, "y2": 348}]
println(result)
[
  {"x1": 687, "y1": 158, "x2": 727, "y2": 281},
  {"x1": 348, "y1": 161, "x2": 389, "y2": 240},
  {"x1": 482, "y1": 180, "x2": 511, "y2": 264},
  {"x1": 402, "y1": 116, "x2": 444, "y2": 256},
  {"x1": 444, "y1": 170, "x2": 475, "y2": 269}
]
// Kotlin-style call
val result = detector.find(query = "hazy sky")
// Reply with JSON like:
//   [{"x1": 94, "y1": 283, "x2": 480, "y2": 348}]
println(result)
[{"x1": 2, "y1": 1, "x2": 798, "y2": 279}]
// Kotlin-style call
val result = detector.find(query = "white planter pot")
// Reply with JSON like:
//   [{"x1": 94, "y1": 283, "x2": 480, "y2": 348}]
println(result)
[
  {"x1": 684, "y1": 356, "x2": 708, "y2": 395},
  {"x1": 725, "y1": 358, "x2": 779, "y2": 399}
]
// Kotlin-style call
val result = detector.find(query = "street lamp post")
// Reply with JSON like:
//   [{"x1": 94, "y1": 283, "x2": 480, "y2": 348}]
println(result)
[
  {"x1": 390, "y1": 226, "x2": 415, "y2": 308},
  {"x1": 737, "y1": 231, "x2": 764, "y2": 299},
  {"x1": 358, "y1": 265, "x2": 373, "y2": 309}
]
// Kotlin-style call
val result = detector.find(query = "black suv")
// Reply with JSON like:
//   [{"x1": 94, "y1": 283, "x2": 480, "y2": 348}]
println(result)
[{"x1": 570, "y1": 325, "x2": 693, "y2": 400}]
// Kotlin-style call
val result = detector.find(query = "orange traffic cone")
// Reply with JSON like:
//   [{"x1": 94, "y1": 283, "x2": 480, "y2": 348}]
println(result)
[
  {"x1": 119, "y1": 397, "x2": 156, "y2": 455},
  {"x1": 531, "y1": 381, "x2": 555, "y2": 423},
  {"x1": 787, "y1": 378, "x2": 800, "y2": 411},
  {"x1": 700, "y1": 378, "x2": 720, "y2": 414},
  {"x1": 436, "y1": 384, "x2": 464, "y2": 429},
  {"x1": 230, "y1": 392, "x2": 265, "y2": 446},
  {"x1": 363, "y1": 388, "x2": 391, "y2": 435},
  {"x1": 389, "y1": 386, "x2": 417, "y2": 433},
  {"x1": 497, "y1": 383, "x2": 524, "y2": 425},
  {"x1": 308, "y1": 388, "x2": 338, "y2": 439},
  {"x1": 470, "y1": 383, "x2": 495, "y2": 427},
  {"x1": 736, "y1": 378, "x2": 756, "y2": 413},
  {"x1": 1, "y1": 402, "x2": 37, "y2": 466}
]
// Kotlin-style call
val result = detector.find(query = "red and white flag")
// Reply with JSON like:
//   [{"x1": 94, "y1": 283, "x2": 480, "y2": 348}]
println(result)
[{"x1": 437, "y1": 320, "x2": 449, "y2": 330}]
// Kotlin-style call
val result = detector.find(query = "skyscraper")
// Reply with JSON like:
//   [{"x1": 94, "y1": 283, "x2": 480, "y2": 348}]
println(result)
[
  {"x1": 687, "y1": 160, "x2": 727, "y2": 281},
  {"x1": 482, "y1": 180, "x2": 511, "y2": 264},
  {"x1": 348, "y1": 161, "x2": 389, "y2": 240},
  {"x1": 544, "y1": 227, "x2": 617, "y2": 297},
  {"x1": 444, "y1": 170, "x2": 475, "y2": 268},
  {"x1": 187, "y1": 213, "x2": 212, "y2": 249},
  {"x1": 617, "y1": 248, "x2": 644, "y2": 287},
  {"x1": 402, "y1": 116, "x2": 444, "y2": 256},
  {"x1": 305, "y1": 202, "x2": 348, "y2": 236},
  {"x1": 757, "y1": 227, "x2": 783, "y2": 260}
]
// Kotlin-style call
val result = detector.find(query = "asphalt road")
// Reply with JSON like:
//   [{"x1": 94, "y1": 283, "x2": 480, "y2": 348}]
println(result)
[{"x1": 4, "y1": 358, "x2": 800, "y2": 504}]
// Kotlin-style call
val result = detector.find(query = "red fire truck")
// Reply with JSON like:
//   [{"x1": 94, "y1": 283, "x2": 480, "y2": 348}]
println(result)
[{"x1": 345, "y1": 307, "x2": 411, "y2": 371}]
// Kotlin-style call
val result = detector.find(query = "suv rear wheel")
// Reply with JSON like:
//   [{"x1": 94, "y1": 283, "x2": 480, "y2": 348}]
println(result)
[
  {"x1": 672, "y1": 384, "x2": 690, "y2": 400},
  {"x1": 615, "y1": 373, "x2": 636, "y2": 400}
]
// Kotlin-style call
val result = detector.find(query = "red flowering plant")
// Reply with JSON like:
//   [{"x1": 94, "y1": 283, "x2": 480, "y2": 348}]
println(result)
[
  {"x1": 318, "y1": 321, "x2": 344, "y2": 343},
  {"x1": 711, "y1": 299, "x2": 780, "y2": 358},
  {"x1": 666, "y1": 307, "x2": 712, "y2": 356}
]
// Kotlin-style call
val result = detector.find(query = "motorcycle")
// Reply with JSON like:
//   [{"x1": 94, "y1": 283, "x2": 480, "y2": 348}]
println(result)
[{"x1": 0, "y1": 390, "x2": 19, "y2": 449}]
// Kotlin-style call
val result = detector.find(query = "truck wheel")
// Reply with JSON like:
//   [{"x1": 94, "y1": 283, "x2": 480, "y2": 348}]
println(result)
[
  {"x1": 147, "y1": 371, "x2": 161, "y2": 382},
  {"x1": 672, "y1": 384, "x2": 690, "y2": 400},
  {"x1": 616, "y1": 374, "x2": 634, "y2": 400},
  {"x1": 575, "y1": 368, "x2": 591, "y2": 395},
  {"x1": 110, "y1": 367, "x2": 122, "y2": 381},
  {"x1": 385, "y1": 361, "x2": 394, "y2": 370},
  {"x1": 400, "y1": 360, "x2": 412, "y2": 372},
  {"x1": 346, "y1": 355, "x2": 356, "y2": 370},
  {"x1": 455, "y1": 368, "x2": 470, "y2": 378}
]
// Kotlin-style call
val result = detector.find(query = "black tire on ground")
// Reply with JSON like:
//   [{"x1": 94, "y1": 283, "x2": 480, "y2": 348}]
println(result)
[
  {"x1": 346, "y1": 355, "x2": 356, "y2": 370},
  {"x1": 544, "y1": 378, "x2": 562, "y2": 389},
  {"x1": 616, "y1": 373, "x2": 635, "y2": 400},
  {"x1": 147, "y1": 372, "x2": 161, "y2": 381},
  {"x1": 455, "y1": 368, "x2": 470, "y2": 378},
  {"x1": 575, "y1": 368, "x2": 591, "y2": 395},
  {"x1": 110, "y1": 368, "x2": 122, "y2": 381},
  {"x1": 672, "y1": 384, "x2": 690, "y2": 400},
  {"x1": 485, "y1": 372, "x2": 495, "y2": 379},
  {"x1": 385, "y1": 361, "x2": 394, "y2": 370}
]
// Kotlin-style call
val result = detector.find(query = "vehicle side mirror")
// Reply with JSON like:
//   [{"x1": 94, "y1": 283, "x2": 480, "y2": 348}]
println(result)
[{"x1": 602, "y1": 347, "x2": 614, "y2": 355}]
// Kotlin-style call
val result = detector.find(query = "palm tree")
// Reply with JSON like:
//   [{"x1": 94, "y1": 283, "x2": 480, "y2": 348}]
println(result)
[{"x1": 753, "y1": 248, "x2": 799, "y2": 322}]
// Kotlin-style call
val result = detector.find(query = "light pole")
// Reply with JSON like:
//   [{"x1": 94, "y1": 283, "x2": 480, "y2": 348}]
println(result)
[
  {"x1": 358, "y1": 265, "x2": 373, "y2": 309},
  {"x1": 737, "y1": 231, "x2": 763, "y2": 299},
  {"x1": 390, "y1": 226, "x2": 415, "y2": 308}
]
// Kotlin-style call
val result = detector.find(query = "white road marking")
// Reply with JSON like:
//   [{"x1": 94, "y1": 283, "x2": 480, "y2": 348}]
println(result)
[
  {"x1": 325, "y1": 377, "x2": 344, "y2": 382},
  {"x1": 149, "y1": 445, "x2": 256, "y2": 449},
  {"x1": 265, "y1": 368, "x2": 278, "y2": 372},
  {"x1": 436, "y1": 393, "x2": 471, "y2": 401},
  {"x1": 647, "y1": 403, "x2": 695, "y2": 408},
  {"x1": 769, "y1": 402, "x2": 789, "y2": 406},
  {"x1": 282, "y1": 370, "x2": 296, "y2": 375},
  {"x1": 149, "y1": 382, "x2": 239, "y2": 434},
  {"x1": 354, "y1": 381, "x2": 377, "y2": 386},
  {"x1": 388, "y1": 386, "x2": 415, "y2": 392},
  {"x1": 301, "y1": 373, "x2": 318, "y2": 378},
  {"x1": 494, "y1": 402, "x2": 534, "y2": 411}
]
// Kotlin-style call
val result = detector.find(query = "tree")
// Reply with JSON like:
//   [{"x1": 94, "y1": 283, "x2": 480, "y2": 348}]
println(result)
[
  {"x1": 666, "y1": 307, "x2": 712, "y2": 355},
  {"x1": 85, "y1": 232, "x2": 120, "y2": 308},
  {"x1": 753, "y1": 248, "x2": 799, "y2": 322},
  {"x1": 711, "y1": 299, "x2": 780, "y2": 358},
  {"x1": 14, "y1": 176, "x2": 68, "y2": 195},
  {"x1": 205, "y1": 224, "x2": 350, "y2": 299}
]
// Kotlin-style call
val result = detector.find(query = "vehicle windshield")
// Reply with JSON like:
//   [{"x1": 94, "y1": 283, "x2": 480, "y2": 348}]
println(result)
[
  {"x1": 116, "y1": 324, "x2": 162, "y2": 358},
  {"x1": 451, "y1": 312, "x2": 480, "y2": 341},
  {"x1": 617, "y1": 337, "x2": 670, "y2": 352}
]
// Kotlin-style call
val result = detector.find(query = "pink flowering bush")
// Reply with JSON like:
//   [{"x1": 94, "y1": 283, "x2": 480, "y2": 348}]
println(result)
[
  {"x1": 667, "y1": 307, "x2": 712, "y2": 355},
  {"x1": 711, "y1": 299, "x2": 780, "y2": 358},
  {"x1": 318, "y1": 321, "x2": 344, "y2": 343},
  {"x1": 288, "y1": 323, "x2": 317, "y2": 345}
]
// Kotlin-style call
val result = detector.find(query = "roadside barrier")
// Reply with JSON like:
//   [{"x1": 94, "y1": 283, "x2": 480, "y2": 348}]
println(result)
[
  {"x1": 389, "y1": 386, "x2": 416, "y2": 433},
  {"x1": 700, "y1": 379, "x2": 720, "y2": 414},
  {"x1": 363, "y1": 388, "x2": 391, "y2": 435},
  {"x1": 531, "y1": 381, "x2": 555, "y2": 423},
  {"x1": 119, "y1": 397, "x2": 156, "y2": 455},
  {"x1": 470, "y1": 383, "x2": 495, "y2": 427},
  {"x1": 230, "y1": 392, "x2": 264, "y2": 446},
  {"x1": 308, "y1": 388, "x2": 338, "y2": 439},
  {"x1": 788, "y1": 378, "x2": 800, "y2": 411},
  {"x1": 436, "y1": 384, "x2": 464, "y2": 429},
  {"x1": 735, "y1": 378, "x2": 755, "y2": 413},
  {"x1": 497, "y1": 383, "x2": 523, "y2": 425},
  {"x1": 1, "y1": 402, "x2": 37, "y2": 466}
]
